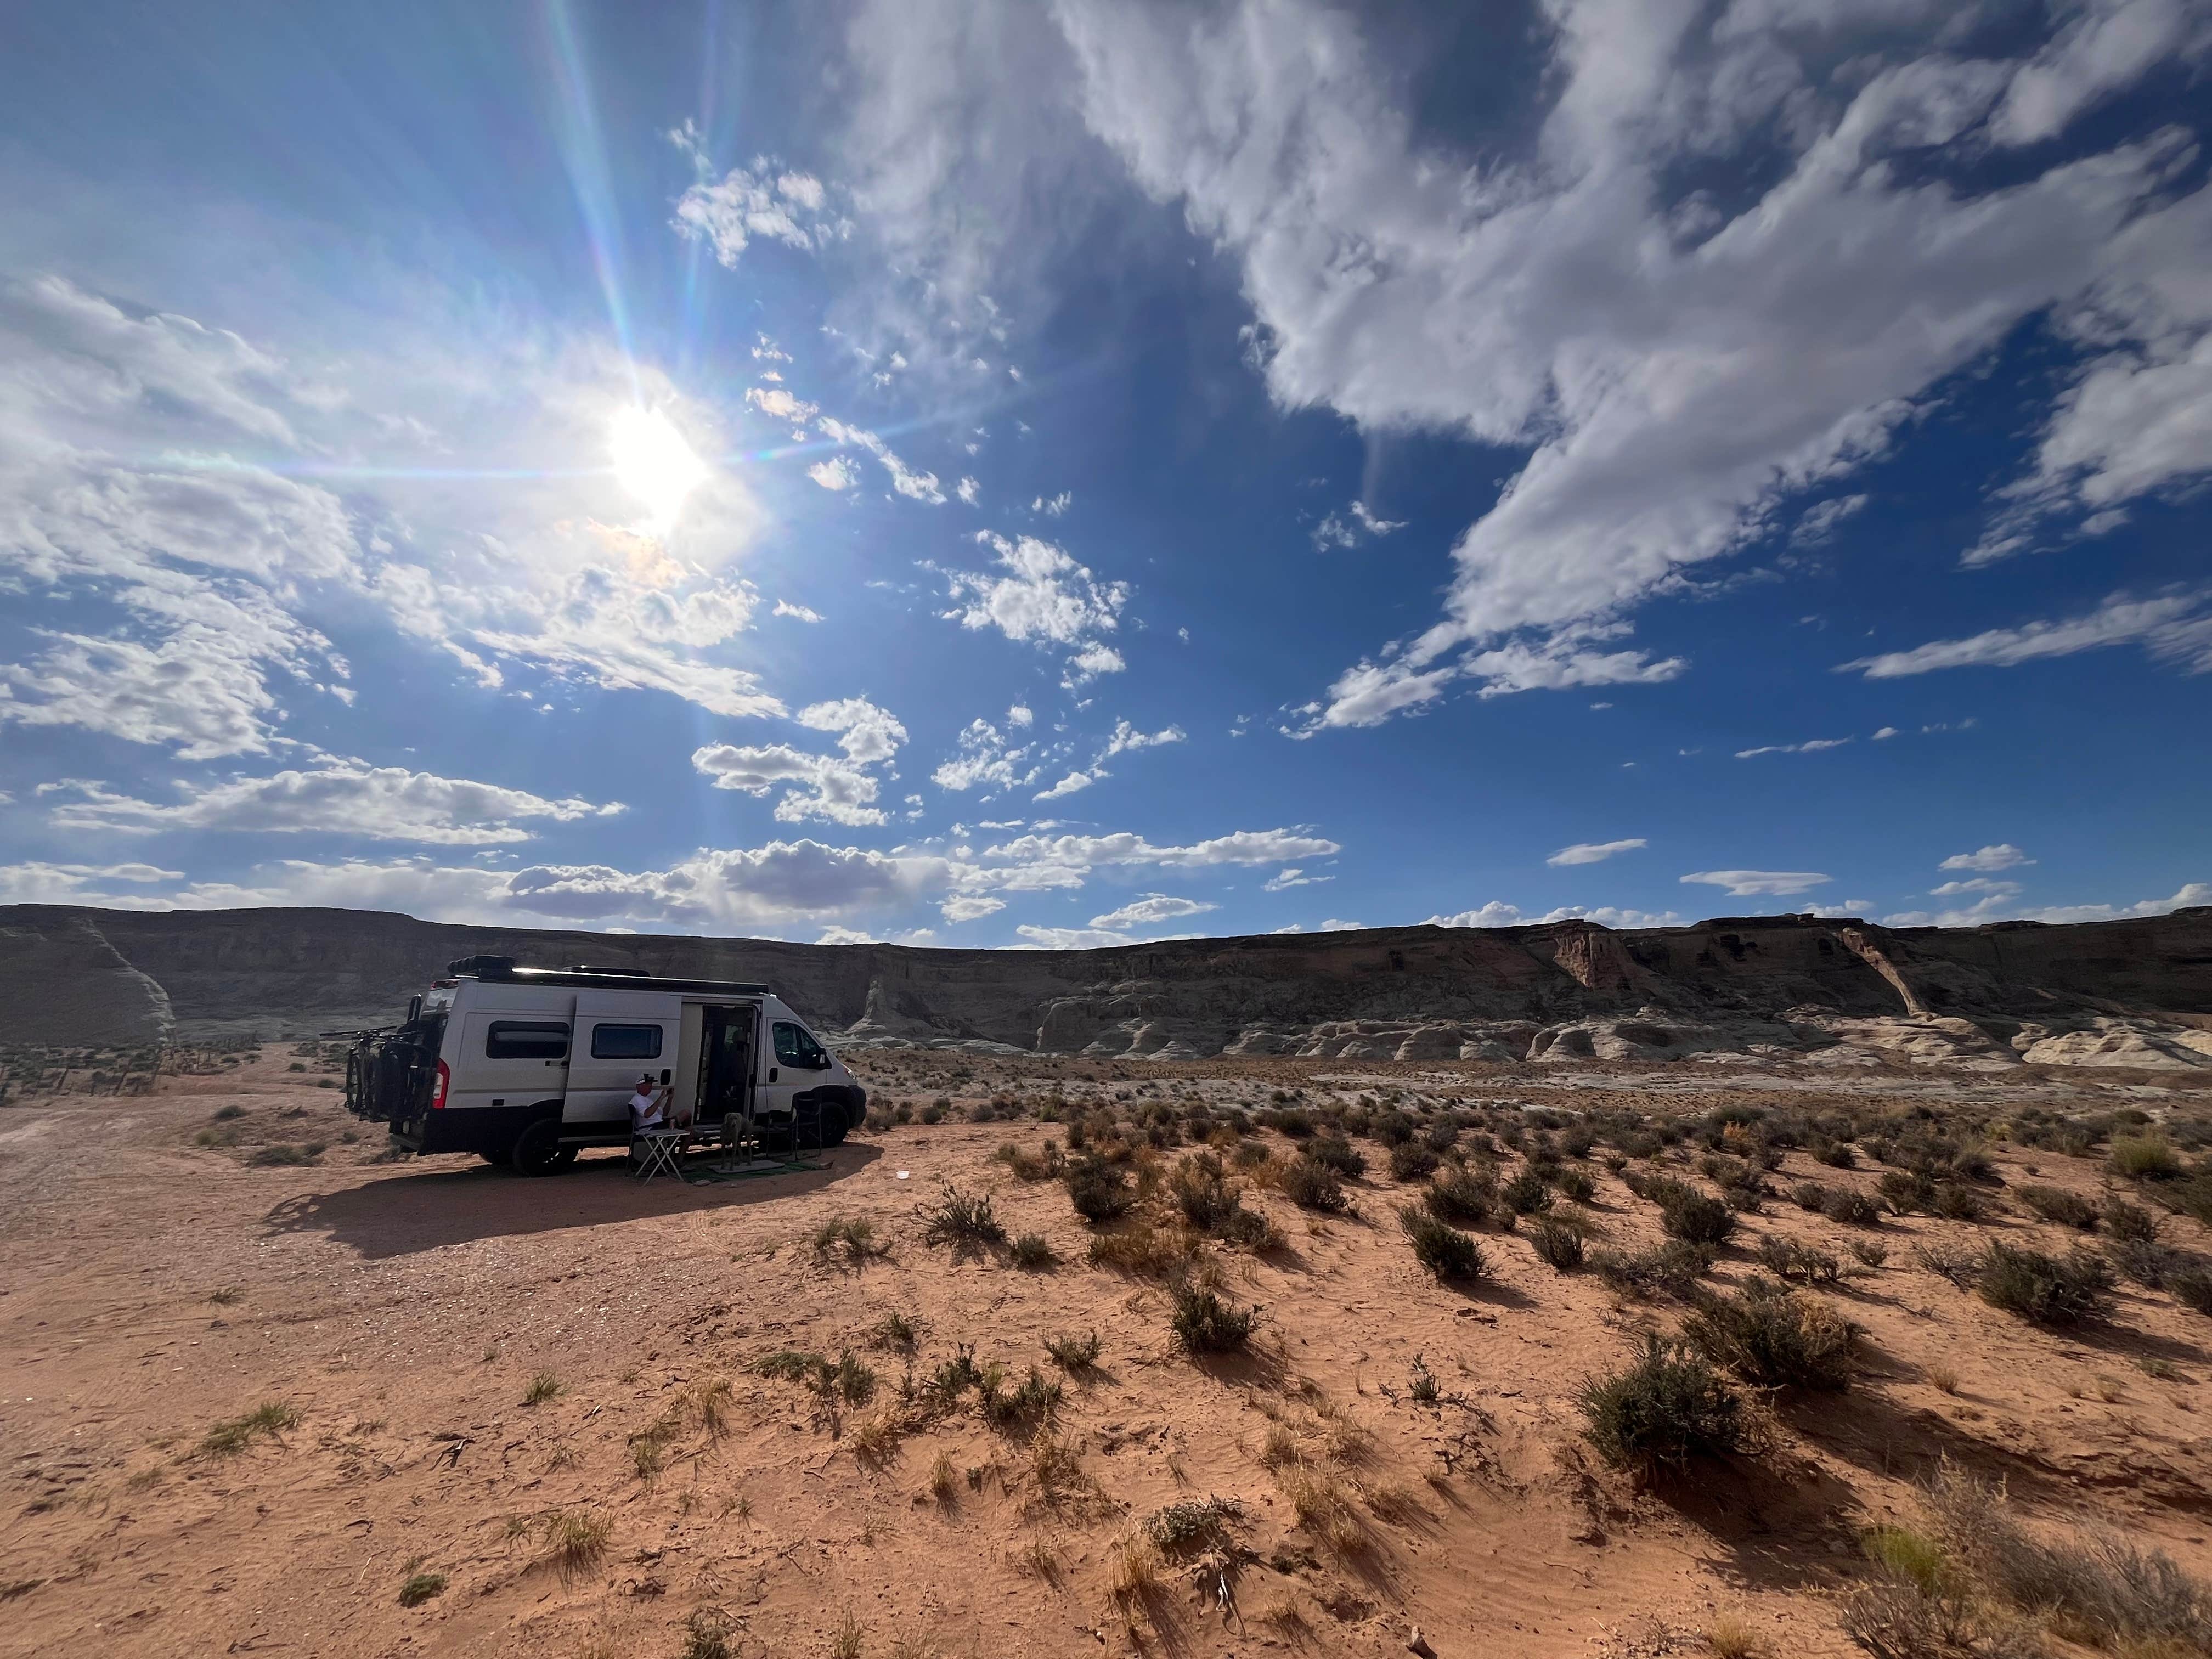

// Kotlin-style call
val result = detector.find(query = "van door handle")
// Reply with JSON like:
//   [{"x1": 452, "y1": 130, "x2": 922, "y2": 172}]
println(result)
[{"x1": 768, "y1": 1067, "x2": 778, "y2": 1082}]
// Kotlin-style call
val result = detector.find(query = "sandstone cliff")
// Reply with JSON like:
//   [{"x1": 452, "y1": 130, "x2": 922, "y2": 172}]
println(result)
[{"x1": 2, "y1": 903, "x2": 2208, "y2": 1069}]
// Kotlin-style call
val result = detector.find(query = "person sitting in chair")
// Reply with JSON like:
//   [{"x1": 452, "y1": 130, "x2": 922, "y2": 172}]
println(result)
[{"x1": 629, "y1": 1073, "x2": 668, "y2": 1133}]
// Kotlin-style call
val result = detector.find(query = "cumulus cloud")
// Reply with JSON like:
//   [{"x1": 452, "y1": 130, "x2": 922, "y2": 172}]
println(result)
[
  {"x1": 1886, "y1": 881, "x2": 2210, "y2": 929},
  {"x1": 1942, "y1": 844, "x2": 2033, "y2": 873},
  {"x1": 1053, "y1": 0, "x2": 2212, "y2": 729},
  {"x1": 1033, "y1": 771, "x2": 1096, "y2": 800},
  {"x1": 692, "y1": 697, "x2": 907, "y2": 826},
  {"x1": 0, "y1": 860, "x2": 183, "y2": 906},
  {"x1": 806, "y1": 455, "x2": 860, "y2": 490},
  {"x1": 938, "y1": 532, "x2": 1129, "y2": 685},
  {"x1": 669, "y1": 127, "x2": 847, "y2": 265},
  {"x1": 1089, "y1": 893, "x2": 1216, "y2": 929},
  {"x1": 939, "y1": 893, "x2": 1006, "y2": 923},
  {"x1": 1838, "y1": 590, "x2": 2212, "y2": 679},
  {"x1": 1013, "y1": 924, "x2": 1137, "y2": 949},
  {"x1": 745, "y1": 385, "x2": 819, "y2": 426},
  {"x1": 774, "y1": 599, "x2": 823, "y2": 622},
  {"x1": 1547, "y1": 838, "x2": 1645, "y2": 867},
  {"x1": 1427, "y1": 901, "x2": 1681, "y2": 929},
  {"x1": 49, "y1": 763, "x2": 622, "y2": 845},
  {"x1": 1263, "y1": 867, "x2": 1328, "y2": 891},
  {"x1": 1679, "y1": 870, "x2": 1832, "y2": 898},
  {"x1": 932, "y1": 715, "x2": 1034, "y2": 794},
  {"x1": 1311, "y1": 499, "x2": 1406, "y2": 551}
]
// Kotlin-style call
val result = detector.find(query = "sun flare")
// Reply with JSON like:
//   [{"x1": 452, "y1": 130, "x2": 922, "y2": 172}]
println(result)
[{"x1": 609, "y1": 405, "x2": 708, "y2": 528}]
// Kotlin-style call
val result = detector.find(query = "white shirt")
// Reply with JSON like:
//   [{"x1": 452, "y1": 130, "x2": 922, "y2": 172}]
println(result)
[{"x1": 629, "y1": 1088, "x2": 663, "y2": 1131}]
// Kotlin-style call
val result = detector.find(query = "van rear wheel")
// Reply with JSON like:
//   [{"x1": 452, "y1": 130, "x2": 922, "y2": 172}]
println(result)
[{"x1": 511, "y1": 1118, "x2": 571, "y2": 1176}]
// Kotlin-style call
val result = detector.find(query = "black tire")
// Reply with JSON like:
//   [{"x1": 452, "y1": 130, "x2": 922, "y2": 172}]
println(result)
[
  {"x1": 820, "y1": 1101, "x2": 850, "y2": 1146},
  {"x1": 510, "y1": 1118, "x2": 570, "y2": 1176}
]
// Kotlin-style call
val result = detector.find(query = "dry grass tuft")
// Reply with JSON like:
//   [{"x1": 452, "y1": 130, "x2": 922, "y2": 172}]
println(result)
[
  {"x1": 543, "y1": 1509, "x2": 612, "y2": 1575},
  {"x1": 1702, "y1": 1613, "x2": 1770, "y2": 1658},
  {"x1": 198, "y1": 1401, "x2": 301, "y2": 1458},
  {"x1": 927, "y1": 1450, "x2": 958, "y2": 1505}
]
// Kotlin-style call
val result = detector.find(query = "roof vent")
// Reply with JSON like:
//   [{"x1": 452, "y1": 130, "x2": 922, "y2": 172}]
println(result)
[{"x1": 445, "y1": 954, "x2": 516, "y2": 978}]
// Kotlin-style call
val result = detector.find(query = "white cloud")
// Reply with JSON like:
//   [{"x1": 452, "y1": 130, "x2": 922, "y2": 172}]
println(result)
[
  {"x1": 773, "y1": 599, "x2": 823, "y2": 622},
  {"x1": 939, "y1": 533, "x2": 1130, "y2": 685},
  {"x1": 1791, "y1": 494, "x2": 1869, "y2": 546},
  {"x1": 1884, "y1": 881, "x2": 2210, "y2": 929},
  {"x1": 932, "y1": 716, "x2": 1033, "y2": 794},
  {"x1": 1263, "y1": 867, "x2": 1329, "y2": 891},
  {"x1": 1311, "y1": 499, "x2": 1406, "y2": 551},
  {"x1": 1033, "y1": 771, "x2": 1096, "y2": 800},
  {"x1": 1427, "y1": 900, "x2": 1682, "y2": 929},
  {"x1": 816, "y1": 925, "x2": 882, "y2": 945},
  {"x1": 1679, "y1": 870, "x2": 1832, "y2": 898},
  {"x1": 1547, "y1": 838, "x2": 1646, "y2": 867},
  {"x1": 49, "y1": 763, "x2": 621, "y2": 846},
  {"x1": 1032, "y1": 491, "x2": 1072, "y2": 516},
  {"x1": 1089, "y1": 893, "x2": 1217, "y2": 929},
  {"x1": 1839, "y1": 590, "x2": 2212, "y2": 679},
  {"x1": 939, "y1": 893, "x2": 1006, "y2": 923},
  {"x1": 745, "y1": 385, "x2": 819, "y2": 426},
  {"x1": 1991, "y1": 1, "x2": 2212, "y2": 148},
  {"x1": 1941, "y1": 844, "x2": 2033, "y2": 873},
  {"x1": 1014, "y1": 924, "x2": 1135, "y2": 949},
  {"x1": 1316, "y1": 918, "x2": 1362, "y2": 932},
  {"x1": 1055, "y1": 1, "x2": 2212, "y2": 730},
  {"x1": 806, "y1": 455, "x2": 860, "y2": 490},
  {"x1": 669, "y1": 129, "x2": 847, "y2": 265},
  {"x1": 0, "y1": 860, "x2": 183, "y2": 907},
  {"x1": 957, "y1": 476, "x2": 980, "y2": 505},
  {"x1": 1871, "y1": 725, "x2": 1900, "y2": 740},
  {"x1": 692, "y1": 697, "x2": 907, "y2": 827},
  {"x1": 817, "y1": 416, "x2": 946, "y2": 504},
  {"x1": 1735, "y1": 737, "x2": 1852, "y2": 758},
  {"x1": 1931, "y1": 877, "x2": 2022, "y2": 898},
  {"x1": 1103, "y1": 719, "x2": 1183, "y2": 755}
]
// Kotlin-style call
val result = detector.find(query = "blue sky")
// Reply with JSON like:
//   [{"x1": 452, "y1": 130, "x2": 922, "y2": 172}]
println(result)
[{"x1": 1, "y1": 0, "x2": 2208, "y2": 947}]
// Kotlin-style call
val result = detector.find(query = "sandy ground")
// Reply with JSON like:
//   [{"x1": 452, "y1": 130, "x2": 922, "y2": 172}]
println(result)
[{"x1": 3, "y1": 1045, "x2": 2211, "y2": 1659}]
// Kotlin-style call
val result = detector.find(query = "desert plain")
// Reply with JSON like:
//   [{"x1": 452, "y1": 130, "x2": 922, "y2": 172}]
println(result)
[{"x1": 5, "y1": 1036, "x2": 2212, "y2": 1659}]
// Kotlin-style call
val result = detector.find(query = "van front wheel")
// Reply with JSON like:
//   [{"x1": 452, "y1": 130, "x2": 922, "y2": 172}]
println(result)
[{"x1": 511, "y1": 1118, "x2": 571, "y2": 1176}]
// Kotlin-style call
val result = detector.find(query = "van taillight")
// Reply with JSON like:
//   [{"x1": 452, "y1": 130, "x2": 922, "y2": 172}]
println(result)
[{"x1": 432, "y1": 1059, "x2": 450, "y2": 1110}]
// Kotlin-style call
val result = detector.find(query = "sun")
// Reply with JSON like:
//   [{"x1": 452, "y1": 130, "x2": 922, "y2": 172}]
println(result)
[{"x1": 609, "y1": 405, "x2": 708, "y2": 528}]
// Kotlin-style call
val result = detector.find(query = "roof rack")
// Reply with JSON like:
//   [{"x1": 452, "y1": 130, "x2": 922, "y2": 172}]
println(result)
[{"x1": 443, "y1": 955, "x2": 767, "y2": 995}]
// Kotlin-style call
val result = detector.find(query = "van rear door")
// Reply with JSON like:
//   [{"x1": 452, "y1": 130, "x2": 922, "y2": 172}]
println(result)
[{"x1": 567, "y1": 992, "x2": 679, "y2": 1128}]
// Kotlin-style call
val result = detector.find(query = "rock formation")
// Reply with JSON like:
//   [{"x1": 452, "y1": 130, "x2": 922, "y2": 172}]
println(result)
[{"x1": 2, "y1": 902, "x2": 2209, "y2": 1070}]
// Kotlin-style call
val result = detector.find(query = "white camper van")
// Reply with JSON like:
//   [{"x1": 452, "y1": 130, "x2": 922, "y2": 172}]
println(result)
[{"x1": 343, "y1": 956, "x2": 865, "y2": 1174}]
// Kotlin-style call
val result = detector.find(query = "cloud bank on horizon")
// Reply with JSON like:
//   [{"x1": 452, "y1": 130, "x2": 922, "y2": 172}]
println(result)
[{"x1": 0, "y1": 0, "x2": 2205, "y2": 945}]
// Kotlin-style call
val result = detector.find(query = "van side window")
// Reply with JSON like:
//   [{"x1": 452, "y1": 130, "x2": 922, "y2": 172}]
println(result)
[
  {"x1": 485, "y1": 1020, "x2": 569, "y2": 1059},
  {"x1": 772, "y1": 1021, "x2": 828, "y2": 1070},
  {"x1": 589, "y1": 1023, "x2": 663, "y2": 1060}
]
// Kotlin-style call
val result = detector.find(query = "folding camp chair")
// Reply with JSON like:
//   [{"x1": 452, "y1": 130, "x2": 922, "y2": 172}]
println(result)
[{"x1": 633, "y1": 1126, "x2": 690, "y2": 1184}]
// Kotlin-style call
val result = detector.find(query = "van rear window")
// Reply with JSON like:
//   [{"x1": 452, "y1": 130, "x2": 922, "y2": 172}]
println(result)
[
  {"x1": 485, "y1": 1020, "x2": 569, "y2": 1059},
  {"x1": 589, "y1": 1023, "x2": 663, "y2": 1060}
]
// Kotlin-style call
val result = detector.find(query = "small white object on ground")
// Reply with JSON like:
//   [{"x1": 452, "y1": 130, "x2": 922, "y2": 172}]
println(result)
[{"x1": 896, "y1": 1170, "x2": 909, "y2": 1179}]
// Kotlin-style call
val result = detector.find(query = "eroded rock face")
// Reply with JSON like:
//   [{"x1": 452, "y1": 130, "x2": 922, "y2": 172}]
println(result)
[{"x1": 1, "y1": 901, "x2": 2208, "y2": 1071}]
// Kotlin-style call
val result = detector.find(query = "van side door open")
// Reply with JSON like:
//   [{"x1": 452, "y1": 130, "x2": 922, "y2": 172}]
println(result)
[{"x1": 695, "y1": 1003, "x2": 757, "y2": 1130}]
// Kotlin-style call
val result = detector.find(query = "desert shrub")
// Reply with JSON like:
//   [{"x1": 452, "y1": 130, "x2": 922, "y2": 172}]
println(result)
[
  {"x1": 1424, "y1": 1166, "x2": 1495, "y2": 1227},
  {"x1": 2108, "y1": 1237, "x2": 2195, "y2": 1289},
  {"x1": 1387, "y1": 1142, "x2": 1441, "y2": 1183},
  {"x1": 1398, "y1": 1206, "x2": 1486, "y2": 1281},
  {"x1": 1370, "y1": 1109, "x2": 1415, "y2": 1147},
  {"x1": 1819, "y1": 1187, "x2": 1883, "y2": 1226},
  {"x1": 397, "y1": 1570, "x2": 447, "y2": 1606},
  {"x1": 1929, "y1": 1182, "x2": 1990, "y2": 1222},
  {"x1": 2016, "y1": 1184, "x2": 2098, "y2": 1228},
  {"x1": 1914, "y1": 1241, "x2": 1983, "y2": 1289},
  {"x1": 1792, "y1": 1181, "x2": 1829, "y2": 1212},
  {"x1": 1661, "y1": 1191, "x2": 1736, "y2": 1246},
  {"x1": 1553, "y1": 1166, "x2": 1597, "y2": 1204},
  {"x1": 1010, "y1": 1232, "x2": 1059, "y2": 1270},
  {"x1": 810, "y1": 1216, "x2": 889, "y2": 1265},
  {"x1": 1683, "y1": 1278, "x2": 1856, "y2": 1390},
  {"x1": 1063, "y1": 1155, "x2": 1135, "y2": 1222},
  {"x1": 1849, "y1": 1239, "x2": 1889, "y2": 1270},
  {"x1": 1283, "y1": 1157, "x2": 1349, "y2": 1213},
  {"x1": 1878, "y1": 1170, "x2": 1937, "y2": 1215},
  {"x1": 1756, "y1": 1235, "x2": 1842, "y2": 1285},
  {"x1": 1815, "y1": 1141, "x2": 1858, "y2": 1170},
  {"x1": 1977, "y1": 1242, "x2": 2115, "y2": 1324},
  {"x1": 1528, "y1": 1219, "x2": 1584, "y2": 1271},
  {"x1": 1501, "y1": 1169, "x2": 1554, "y2": 1215},
  {"x1": 1579, "y1": 1338, "x2": 1748, "y2": 1473},
  {"x1": 978, "y1": 1363, "x2": 1062, "y2": 1429},
  {"x1": 993, "y1": 1140, "x2": 1063, "y2": 1182},
  {"x1": 1592, "y1": 1242, "x2": 1713, "y2": 1299},
  {"x1": 2161, "y1": 1172, "x2": 2212, "y2": 1229},
  {"x1": 1087, "y1": 1218, "x2": 1198, "y2": 1278},
  {"x1": 1170, "y1": 1282, "x2": 1256, "y2": 1352},
  {"x1": 2101, "y1": 1195, "x2": 2160, "y2": 1242},
  {"x1": 199, "y1": 1400, "x2": 301, "y2": 1457},
  {"x1": 1044, "y1": 1329, "x2": 1102, "y2": 1370},
  {"x1": 1304, "y1": 1135, "x2": 1366, "y2": 1178},
  {"x1": 524, "y1": 1370, "x2": 563, "y2": 1405},
  {"x1": 920, "y1": 1186, "x2": 1007, "y2": 1251},
  {"x1": 1169, "y1": 1151, "x2": 1237, "y2": 1228},
  {"x1": 2170, "y1": 1265, "x2": 2212, "y2": 1316},
  {"x1": 1923, "y1": 1459, "x2": 2212, "y2": 1654},
  {"x1": 2109, "y1": 1135, "x2": 2183, "y2": 1182}
]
